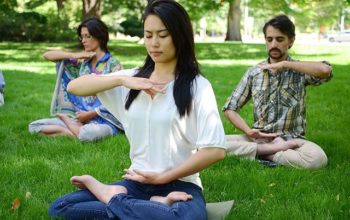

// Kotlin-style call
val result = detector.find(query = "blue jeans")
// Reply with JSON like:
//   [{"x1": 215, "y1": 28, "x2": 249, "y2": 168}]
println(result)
[{"x1": 48, "y1": 179, "x2": 207, "y2": 220}]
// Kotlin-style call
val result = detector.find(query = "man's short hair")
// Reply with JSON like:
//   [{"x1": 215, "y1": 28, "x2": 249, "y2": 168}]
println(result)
[{"x1": 263, "y1": 15, "x2": 295, "y2": 39}]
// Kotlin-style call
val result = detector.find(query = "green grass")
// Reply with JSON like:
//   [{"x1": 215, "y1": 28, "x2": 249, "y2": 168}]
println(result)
[{"x1": 0, "y1": 40, "x2": 349, "y2": 219}]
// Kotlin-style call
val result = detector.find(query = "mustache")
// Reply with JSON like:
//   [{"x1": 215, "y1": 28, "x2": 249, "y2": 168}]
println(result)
[{"x1": 269, "y1": 48, "x2": 281, "y2": 53}]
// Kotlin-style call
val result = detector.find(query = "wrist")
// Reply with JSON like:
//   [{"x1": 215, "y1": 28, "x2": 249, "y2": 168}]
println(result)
[
  {"x1": 160, "y1": 171, "x2": 174, "y2": 184},
  {"x1": 244, "y1": 128, "x2": 252, "y2": 136},
  {"x1": 282, "y1": 60, "x2": 290, "y2": 69},
  {"x1": 119, "y1": 76, "x2": 127, "y2": 87},
  {"x1": 72, "y1": 52, "x2": 79, "y2": 59}
]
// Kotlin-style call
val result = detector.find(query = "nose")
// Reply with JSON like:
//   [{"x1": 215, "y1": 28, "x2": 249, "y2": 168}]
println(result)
[
  {"x1": 151, "y1": 36, "x2": 159, "y2": 47},
  {"x1": 271, "y1": 39, "x2": 278, "y2": 47}
]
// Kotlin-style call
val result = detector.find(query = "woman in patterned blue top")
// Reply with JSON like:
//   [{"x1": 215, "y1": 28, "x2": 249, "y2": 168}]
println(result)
[{"x1": 29, "y1": 17, "x2": 123, "y2": 142}]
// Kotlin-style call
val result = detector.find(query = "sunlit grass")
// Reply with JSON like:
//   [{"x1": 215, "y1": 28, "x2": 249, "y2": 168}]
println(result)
[{"x1": 0, "y1": 41, "x2": 349, "y2": 219}]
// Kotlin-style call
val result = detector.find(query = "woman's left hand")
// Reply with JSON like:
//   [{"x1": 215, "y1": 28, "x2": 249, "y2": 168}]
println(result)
[{"x1": 122, "y1": 169, "x2": 167, "y2": 184}]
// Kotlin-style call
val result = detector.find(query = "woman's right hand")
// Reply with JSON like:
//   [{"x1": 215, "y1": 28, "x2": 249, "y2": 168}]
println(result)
[
  {"x1": 121, "y1": 76, "x2": 166, "y2": 96},
  {"x1": 73, "y1": 51, "x2": 96, "y2": 60}
]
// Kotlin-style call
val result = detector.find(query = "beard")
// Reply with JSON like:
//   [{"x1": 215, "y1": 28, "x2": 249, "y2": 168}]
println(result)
[{"x1": 268, "y1": 48, "x2": 284, "y2": 60}]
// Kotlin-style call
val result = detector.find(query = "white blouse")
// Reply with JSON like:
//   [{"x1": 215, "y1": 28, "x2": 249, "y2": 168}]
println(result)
[{"x1": 97, "y1": 69, "x2": 225, "y2": 187}]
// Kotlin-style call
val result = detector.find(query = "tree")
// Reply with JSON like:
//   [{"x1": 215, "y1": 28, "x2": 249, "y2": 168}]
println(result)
[
  {"x1": 82, "y1": 0, "x2": 101, "y2": 20},
  {"x1": 225, "y1": 0, "x2": 241, "y2": 41}
]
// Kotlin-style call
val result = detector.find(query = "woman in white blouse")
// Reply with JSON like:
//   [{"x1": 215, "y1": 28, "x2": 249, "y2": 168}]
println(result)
[{"x1": 48, "y1": 0, "x2": 226, "y2": 219}]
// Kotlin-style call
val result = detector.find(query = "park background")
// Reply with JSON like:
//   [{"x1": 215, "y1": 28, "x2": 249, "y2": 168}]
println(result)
[{"x1": 1, "y1": 0, "x2": 350, "y2": 219}]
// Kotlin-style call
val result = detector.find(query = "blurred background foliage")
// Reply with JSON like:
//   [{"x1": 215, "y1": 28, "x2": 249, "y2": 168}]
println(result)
[{"x1": 0, "y1": 0, "x2": 349, "y2": 42}]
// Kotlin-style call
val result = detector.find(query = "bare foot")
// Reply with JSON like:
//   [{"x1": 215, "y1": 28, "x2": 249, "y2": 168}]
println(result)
[
  {"x1": 57, "y1": 113, "x2": 83, "y2": 137},
  {"x1": 57, "y1": 113, "x2": 82, "y2": 126},
  {"x1": 257, "y1": 137, "x2": 300, "y2": 155},
  {"x1": 70, "y1": 175, "x2": 127, "y2": 204},
  {"x1": 272, "y1": 137, "x2": 300, "y2": 151},
  {"x1": 150, "y1": 191, "x2": 192, "y2": 206}
]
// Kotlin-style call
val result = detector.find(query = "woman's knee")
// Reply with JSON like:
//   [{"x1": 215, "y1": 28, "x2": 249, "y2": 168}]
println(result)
[
  {"x1": 48, "y1": 200, "x2": 61, "y2": 217},
  {"x1": 78, "y1": 124, "x2": 113, "y2": 142}
]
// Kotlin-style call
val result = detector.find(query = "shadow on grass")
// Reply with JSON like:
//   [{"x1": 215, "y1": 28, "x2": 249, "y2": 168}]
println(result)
[{"x1": 1, "y1": 41, "x2": 341, "y2": 65}]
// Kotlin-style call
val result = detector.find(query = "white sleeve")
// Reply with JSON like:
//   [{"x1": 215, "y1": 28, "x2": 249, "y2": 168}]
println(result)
[
  {"x1": 96, "y1": 69, "x2": 136, "y2": 125},
  {"x1": 193, "y1": 77, "x2": 226, "y2": 149}
]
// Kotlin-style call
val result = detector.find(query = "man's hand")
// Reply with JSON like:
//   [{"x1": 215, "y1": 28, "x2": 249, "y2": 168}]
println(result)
[
  {"x1": 259, "y1": 61, "x2": 287, "y2": 74},
  {"x1": 122, "y1": 169, "x2": 167, "y2": 185},
  {"x1": 246, "y1": 128, "x2": 278, "y2": 139}
]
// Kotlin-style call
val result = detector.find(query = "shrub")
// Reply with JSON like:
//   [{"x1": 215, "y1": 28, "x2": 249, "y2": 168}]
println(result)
[{"x1": 119, "y1": 17, "x2": 143, "y2": 38}]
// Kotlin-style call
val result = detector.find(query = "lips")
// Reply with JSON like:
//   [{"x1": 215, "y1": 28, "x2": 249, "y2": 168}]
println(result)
[{"x1": 150, "y1": 51, "x2": 162, "y2": 56}]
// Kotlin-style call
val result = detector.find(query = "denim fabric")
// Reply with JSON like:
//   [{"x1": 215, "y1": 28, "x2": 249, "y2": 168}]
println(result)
[{"x1": 49, "y1": 180, "x2": 207, "y2": 220}]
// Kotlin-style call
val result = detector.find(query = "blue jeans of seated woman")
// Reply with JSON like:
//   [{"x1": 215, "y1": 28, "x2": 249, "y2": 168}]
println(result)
[{"x1": 48, "y1": 179, "x2": 207, "y2": 220}]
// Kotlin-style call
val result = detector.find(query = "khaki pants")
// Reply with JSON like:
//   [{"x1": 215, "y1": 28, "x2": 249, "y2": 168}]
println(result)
[{"x1": 225, "y1": 134, "x2": 328, "y2": 169}]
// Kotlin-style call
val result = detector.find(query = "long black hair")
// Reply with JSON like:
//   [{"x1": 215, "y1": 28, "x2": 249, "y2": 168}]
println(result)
[
  {"x1": 125, "y1": 0, "x2": 200, "y2": 117},
  {"x1": 77, "y1": 17, "x2": 109, "y2": 53}
]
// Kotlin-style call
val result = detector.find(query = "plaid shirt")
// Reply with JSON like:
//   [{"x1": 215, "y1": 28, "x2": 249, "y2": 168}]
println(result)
[{"x1": 223, "y1": 57, "x2": 332, "y2": 139}]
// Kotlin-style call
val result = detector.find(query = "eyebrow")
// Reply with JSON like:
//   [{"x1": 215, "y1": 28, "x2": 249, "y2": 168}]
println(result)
[{"x1": 144, "y1": 29, "x2": 168, "y2": 33}]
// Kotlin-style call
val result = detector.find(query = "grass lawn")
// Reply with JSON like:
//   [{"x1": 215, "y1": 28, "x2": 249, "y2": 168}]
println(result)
[{"x1": 0, "y1": 40, "x2": 349, "y2": 219}]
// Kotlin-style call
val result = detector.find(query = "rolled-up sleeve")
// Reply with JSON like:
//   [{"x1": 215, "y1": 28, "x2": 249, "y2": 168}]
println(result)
[
  {"x1": 222, "y1": 69, "x2": 253, "y2": 112},
  {"x1": 305, "y1": 61, "x2": 333, "y2": 86}
]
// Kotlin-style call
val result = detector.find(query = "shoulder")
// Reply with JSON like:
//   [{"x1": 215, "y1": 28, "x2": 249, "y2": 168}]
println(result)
[
  {"x1": 246, "y1": 61, "x2": 265, "y2": 77},
  {"x1": 107, "y1": 56, "x2": 121, "y2": 65},
  {"x1": 194, "y1": 75, "x2": 211, "y2": 88},
  {"x1": 192, "y1": 75, "x2": 213, "y2": 96}
]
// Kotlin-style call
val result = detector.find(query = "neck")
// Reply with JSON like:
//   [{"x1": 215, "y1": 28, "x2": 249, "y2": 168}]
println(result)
[
  {"x1": 93, "y1": 48, "x2": 106, "y2": 62},
  {"x1": 151, "y1": 59, "x2": 177, "y2": 82}
]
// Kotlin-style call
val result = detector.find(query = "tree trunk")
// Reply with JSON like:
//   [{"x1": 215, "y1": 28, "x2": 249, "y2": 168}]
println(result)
[
  {"x1": 56, "y1": 0, "x2": 65, "y2": 12},
  {"x1": 55, "y1": 0, "x2": 69, "y2": 30},
  {"x1": 82, "y1": 0, "x2": 102, "y2": 20},
  {"x1": 225, "y1": 0, "x2": 242, "y2": 41}
]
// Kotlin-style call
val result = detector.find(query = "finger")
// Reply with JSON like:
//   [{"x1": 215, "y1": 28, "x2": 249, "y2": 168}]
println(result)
[
  {"x1": 125, "y1": 169, "x2": 138, "y2": 176},
  {"x1": 151, "y1": 86, "x2": 166, "y2": 94},
  {"x1": 149, "y1": 80, "x2": 167, "y2": 86},
  {"x1": 123, "y1": 169, "x2": 133, "y2": 175},
  {"x1": 261, "y1": 132, "x2": 278, "y2": 137},
  {"x1": 258, "y1": 64, "x2": 268, "y2": 70},
  {"x1": 144, "y1": 89, "x2": 155, "y2": 96},
  {"x1": 133, "y1": 169, "x2": 146, "y2": 177}
]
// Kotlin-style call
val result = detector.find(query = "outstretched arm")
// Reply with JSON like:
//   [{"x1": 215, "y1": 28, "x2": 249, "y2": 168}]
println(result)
[
  {"x1": 123, "y1": 147, "x2": 226, "y2": 184},
  {"x1": 67, "y1": 74, "x2": 165, "y2": 96},
  {"x1": 259, "y1": 61, "x2": 331, "y2": 78},
  {"x1": 224, "y1": 109, "x2": 277, "y2": 139},
  {"x1": 43, "y1": 50, "x2": 96, "y2": 62}
]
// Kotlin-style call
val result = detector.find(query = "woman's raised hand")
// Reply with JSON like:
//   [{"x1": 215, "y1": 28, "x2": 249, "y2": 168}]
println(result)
[
  {"x1": 121, "y1": 76, "x2": 166, "y2": 96},
  {"x1": 73, "y1": 51, "x2": 96, "y2": 60}
]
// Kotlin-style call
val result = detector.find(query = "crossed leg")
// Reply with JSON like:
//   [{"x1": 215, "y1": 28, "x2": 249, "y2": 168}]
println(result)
[
  {"x1": 57, "y1": 113, "x2": 83, "y2": 137},
  {"x1": 70, "y1": 175, "x2": 193, "y2": 206}
]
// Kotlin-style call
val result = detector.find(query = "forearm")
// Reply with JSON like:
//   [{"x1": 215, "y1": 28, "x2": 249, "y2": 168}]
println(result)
[
  {"x1": 43, "y1": 50, "x2": 75, "y2": 61},
  {"x1": 283, "y1": 61, "x2": 331, "y2": 79},
  {"x1": 224, "y1": 109, "x2": 251, "y2": 134},
  {"x1": 67, "y1": 74, "x2": 124, "y2": 96},
  {"x1": 162, "y1": 147, "x2": 225, "y2": 183}
]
